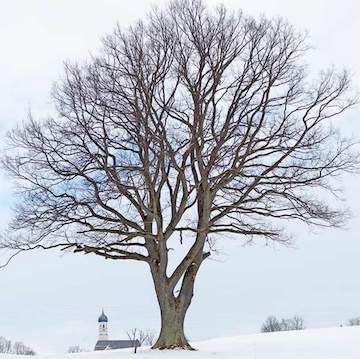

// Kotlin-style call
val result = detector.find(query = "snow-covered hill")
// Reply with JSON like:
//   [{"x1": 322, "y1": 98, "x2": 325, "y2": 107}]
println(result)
[{"x1": 5, "y1": 326, "x2": 360, "y2": 359}]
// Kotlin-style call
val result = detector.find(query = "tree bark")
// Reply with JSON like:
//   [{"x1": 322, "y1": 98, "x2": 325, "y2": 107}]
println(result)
[
  {"x1": 151, "y1": 259, "x2": 201, "y2": 350},
  {"x1": 152, "y1": 295, "x2": 194, "y2": 350}
]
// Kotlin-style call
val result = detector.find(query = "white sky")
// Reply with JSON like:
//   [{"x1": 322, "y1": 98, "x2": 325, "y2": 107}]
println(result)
[{"x1": 0, "y1": 0, "x2": 360, "y2": 355}]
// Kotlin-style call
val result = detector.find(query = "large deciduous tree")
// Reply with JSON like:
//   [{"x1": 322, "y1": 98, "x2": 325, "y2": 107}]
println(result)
[{"x1": 1, "y1": 0, "x2": 357, "y2": 350}]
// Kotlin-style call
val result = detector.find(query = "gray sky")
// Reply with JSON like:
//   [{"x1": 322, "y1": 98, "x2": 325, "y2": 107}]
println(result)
[{"x1": 0, "y1": 0, "x2": 359, "y2": 355}]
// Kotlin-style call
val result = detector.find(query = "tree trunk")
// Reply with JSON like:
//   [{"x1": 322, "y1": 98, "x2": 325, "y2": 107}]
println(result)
[
  {"x1": 151, "y1": 259, "x2": 201, "y2": 350},
  {"x1": 152, "y1": 295, "x2": 194, "y2": 350},
  {"x1": 150, "y1": 229, "x2": 207, "y2": 349}
]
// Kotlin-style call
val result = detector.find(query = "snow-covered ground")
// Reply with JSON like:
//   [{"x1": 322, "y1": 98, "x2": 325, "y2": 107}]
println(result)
[{"x1": 4, "y1": 326, "x2": 360, "y2": 359}]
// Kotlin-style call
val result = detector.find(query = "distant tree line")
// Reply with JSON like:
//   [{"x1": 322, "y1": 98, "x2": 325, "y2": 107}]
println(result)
[
  {"x1": 261, "y1": 314, "x2": 360, "y2": 333},
  {"x1": 0, "y1": 336, "x2": 36, "y2": 355},
  {"x1": 261, "y1": 315, "x2": 306, "y2": 332}
]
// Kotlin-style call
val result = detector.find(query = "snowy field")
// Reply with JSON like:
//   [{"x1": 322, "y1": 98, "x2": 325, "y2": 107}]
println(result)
[{"x1": 4, "y1": 326, "x2": 359, "y2": 359}]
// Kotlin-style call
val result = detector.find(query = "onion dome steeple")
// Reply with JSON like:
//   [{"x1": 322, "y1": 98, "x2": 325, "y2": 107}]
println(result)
[{"x1": 98, "y1": 309, "x2": 108, "y2": 323}]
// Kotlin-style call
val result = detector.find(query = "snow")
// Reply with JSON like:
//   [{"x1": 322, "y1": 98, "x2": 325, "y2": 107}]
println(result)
[{"x1": 3, "y1": 326, "x2": 360, "y2": 359}]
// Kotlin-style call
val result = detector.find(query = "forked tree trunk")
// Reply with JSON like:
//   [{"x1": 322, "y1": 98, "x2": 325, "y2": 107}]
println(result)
[
  {"x1": 151, "y1": 259, "x2": 201, "y2": 350},
  {"x1": 152, "y1": 295, "x2": 194, "y2": 350},
  {"x1": 150, "y1": 214, "x2": 208, "y2": 350}
]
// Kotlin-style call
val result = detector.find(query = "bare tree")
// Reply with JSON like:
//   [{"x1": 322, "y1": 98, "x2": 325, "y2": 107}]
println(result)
[
  {"x1": 137, "y1": 329, "x2": 147, "y2": 347},
  {"x1": 127, "y1": 328, "x2": 157, "y2": 347},
  {"x1": 290, "y1": 314, "x2": 306, "y2": 330},
  {"x1": 1, "y1": 0, "x2": 357, "y2": 350},
  {"x1": 0, "y1": 337, "x2": 36, "y2": 356},
  {"x1": 126, "y1": 329, "x2": 140, "y2": 353},
  {"x1": 0, "y1": 337, "x2": 12, "y2": 354},
  {"x1": 13, "y1": 342, "x2": 36, "y2": 356},
  {"x1": 67, "y1": 345, "x2": 87, "y2": 353},
  {"x1": 345, "y1": 317, "x2": 360, "y2": 326},
  {"x1": 261, "y1": 316, "x2": 282, "y2": 332},
  {"x1": 144, "y1": 330, "x2": 157, "y2": 346}
]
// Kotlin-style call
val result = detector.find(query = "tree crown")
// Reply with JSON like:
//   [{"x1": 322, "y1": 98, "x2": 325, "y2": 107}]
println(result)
[{"x1": 1, "y1": 0, "x2": 358, "y2": 265}]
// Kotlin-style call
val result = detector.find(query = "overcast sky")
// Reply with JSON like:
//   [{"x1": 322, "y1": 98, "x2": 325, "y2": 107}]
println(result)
[{"x1": 0, "y1": 0, "x2": 360, "y2": 355}]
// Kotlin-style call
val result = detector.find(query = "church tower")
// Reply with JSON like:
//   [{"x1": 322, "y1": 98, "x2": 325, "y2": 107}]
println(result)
[{"x1": 98, "y1": 309, "x2": 109, "y2": 340}]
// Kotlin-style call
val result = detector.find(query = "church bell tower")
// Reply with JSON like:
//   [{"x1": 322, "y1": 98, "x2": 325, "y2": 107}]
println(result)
[{"x1": 98, "y1": 309, "x2": 109, "y2": 340}]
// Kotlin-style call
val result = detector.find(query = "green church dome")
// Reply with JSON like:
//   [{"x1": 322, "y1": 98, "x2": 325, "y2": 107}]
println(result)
[{"x1": 98, "y1": 309, "x2": 108, "y2": 322}]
